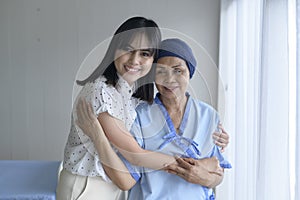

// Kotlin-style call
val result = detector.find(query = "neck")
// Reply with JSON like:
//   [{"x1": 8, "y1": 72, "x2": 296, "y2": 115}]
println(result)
[
  {"x1": 117, "y1": 74, "x2": 135, "y2": 87},
  {"x1": 160, "y1": 94, "x2": 187, "y2": 113},
  {"x1": 160, "y1": 94, "x2": 188, "y2": 132}
]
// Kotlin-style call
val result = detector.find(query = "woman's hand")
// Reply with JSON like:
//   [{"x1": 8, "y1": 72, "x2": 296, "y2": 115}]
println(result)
[
  {"x1": 75, "y1": 98, "x2": 102, "y2": 141},
  {"x1": 213, "y1": 124, "x2": 229, "y2": 152},
  {"x1": 163, "y1": 157, "x2": 223, "y2": 187},
  {"x1": 76, "y1": 98, "x2": 137, "y2": 190}
]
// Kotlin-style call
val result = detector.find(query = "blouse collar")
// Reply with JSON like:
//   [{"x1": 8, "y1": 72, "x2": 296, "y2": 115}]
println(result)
[{"x1": 116, "y1": 73, "x2": 136, "y2": 98}]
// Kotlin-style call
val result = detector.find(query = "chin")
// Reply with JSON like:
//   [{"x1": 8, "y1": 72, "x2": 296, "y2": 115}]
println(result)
[{"x1": 124, "y1": 77, "x2": 140, "y2": 85}]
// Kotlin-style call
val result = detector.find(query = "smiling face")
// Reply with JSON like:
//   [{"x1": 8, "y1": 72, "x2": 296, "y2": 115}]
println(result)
[
  {"x1": 155, "y1": 56, "x2": 190, "y2": 101},
  {"x1": 114, "y1": 33, "x2": 154, "y2": 85}
]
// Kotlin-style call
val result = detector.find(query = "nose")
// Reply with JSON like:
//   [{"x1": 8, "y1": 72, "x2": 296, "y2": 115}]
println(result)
[
  {"x1": 164, "y1": 70, "x2": 176, "y2": 83},
  {"x1": 128, "y1": 51, "x2": 140, "y2": 65}
]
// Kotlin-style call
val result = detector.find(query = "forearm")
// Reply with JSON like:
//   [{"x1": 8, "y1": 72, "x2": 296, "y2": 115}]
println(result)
[
  {"x1": 102, "y1": 165, "x2": 135, "y2": 190},
  {"x1": 75, "y1": 99, "x2": 136, "y2": 189},
  {"x1": 92, "y1": 129, "x2": 136, "y2": 190},
  {"x1": 98, "y1": 112, "x2": 176, "y2": 170},
  {"x1": 118, "y1": 148, "x2": 176, "y2": 170}
]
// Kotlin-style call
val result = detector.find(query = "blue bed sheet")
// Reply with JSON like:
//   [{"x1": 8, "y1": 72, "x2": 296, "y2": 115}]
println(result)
[{"x1": 0, "y1": 160, "x2": 61, "y2": 200}]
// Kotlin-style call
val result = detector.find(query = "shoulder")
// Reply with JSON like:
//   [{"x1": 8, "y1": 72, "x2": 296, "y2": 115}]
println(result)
[
  {"x1": 75, "y1": 76, "x2": 119, "y2": 112},
  {"x1": 197, "y1": 100, "x2": 216, "y2": 112},
  {"x1": 84, "y1": 76, "x2": 110, "y2": 90},
  {"x1": 81, "y1": 76, "x2": 117, "y2": 97},
  {"x1": 191, "y1": 98, "x2": 219, "y2": 118},
  {"x1": 134, "y1": 102, "x2": 160, "y2": 123},
  {"x1": 135, "y1": 101, "x2": 155, "y2": 114},
  {"x1": 79, "y1": 76, "x2": 105, "y2": 92}
]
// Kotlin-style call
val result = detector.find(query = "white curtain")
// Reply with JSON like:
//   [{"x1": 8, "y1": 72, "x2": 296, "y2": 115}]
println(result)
[
  {"x1": 217, "y1": 0, "x2": 295, "y2": 199},
  {"x1": 296, "y1": 1, "x2": 300, "y2": 199}
]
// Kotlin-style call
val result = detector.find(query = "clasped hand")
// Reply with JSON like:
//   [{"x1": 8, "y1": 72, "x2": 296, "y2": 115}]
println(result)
[{"x1": 163, "y1": 156, "x2": 223, "y2": 187}]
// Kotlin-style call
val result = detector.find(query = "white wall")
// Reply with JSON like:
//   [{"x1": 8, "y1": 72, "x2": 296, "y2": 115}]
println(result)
[{"x1": 0, "y1": 0, "x2": 220, "y2": 160}]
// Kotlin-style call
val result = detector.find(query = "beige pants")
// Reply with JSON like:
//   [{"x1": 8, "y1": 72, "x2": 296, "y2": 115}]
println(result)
[{"x1": 56, "y1": 169, "x2": 127, "y2": 200}]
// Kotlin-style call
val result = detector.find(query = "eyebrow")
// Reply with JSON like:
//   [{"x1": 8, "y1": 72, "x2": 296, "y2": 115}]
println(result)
[
  {"x1": 127, "y1": 44, "x2": 151, "y2": 51},
  {"x1": 157, "y1": 64, "x2": 183, "y2": 68},
  {"x1": 171, "y1": 64, "x2": 183, "y2": 68}
]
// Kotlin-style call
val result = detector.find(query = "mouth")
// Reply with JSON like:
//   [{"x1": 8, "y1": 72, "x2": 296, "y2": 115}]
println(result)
[
  {"x1": 163, "y1": 86, "x2": 179, "y2": 92},
  {"x1": 125, "y1": 65, "x2": 141, "y2": 73}
]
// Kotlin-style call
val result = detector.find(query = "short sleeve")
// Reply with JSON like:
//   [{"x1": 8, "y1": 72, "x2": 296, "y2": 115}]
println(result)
[
  {"x1": 208, "y1": 110, "x2": 231, "y2": 169},
  {"x1": 71, "y1": 78, "x2": 126, "y2": 182},
  {"x1": 198, "y1": 107, "x2": 221, "y2": 156},
  {"x1": 210, "y1": 146, "x2": 232, "y2": 169},
  {"x1": 77, "y1": 78, "x2": 125, "y2": 121}
]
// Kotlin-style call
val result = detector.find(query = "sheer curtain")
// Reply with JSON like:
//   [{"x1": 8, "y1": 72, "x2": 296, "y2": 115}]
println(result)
[
  {"x1": 296, "y1": 1, "x2": 300, "y2": 199},
  {"x1": 217, "y1": 0, "x2": 296, "y2": 199}
]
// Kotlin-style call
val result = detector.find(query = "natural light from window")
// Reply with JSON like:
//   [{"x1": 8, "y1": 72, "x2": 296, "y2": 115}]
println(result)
[{"x1": 288, "y1": 0, "x2": 296, "y2": 199}]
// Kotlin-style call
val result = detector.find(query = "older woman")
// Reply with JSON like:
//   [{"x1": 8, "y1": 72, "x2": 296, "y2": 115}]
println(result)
[
  {"x1": 76, "y1": 38, "x2": 231, "y2": 200},
  {"x1": 126, "y1": 38, "x2": 231, "y2": 200}
]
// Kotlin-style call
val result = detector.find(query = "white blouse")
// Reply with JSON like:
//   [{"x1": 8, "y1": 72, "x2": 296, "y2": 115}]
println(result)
[{"x1": 63, "y1": 75, "x2": 139, "y2": 181}]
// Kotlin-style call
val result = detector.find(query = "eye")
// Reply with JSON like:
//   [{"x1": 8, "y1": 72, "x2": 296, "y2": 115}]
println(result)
[
  {"x1": 141, "y1": 51, "x2": 151, "y2": 57},
  {"x1": 174, "y1": 69, "x2": 182, "y2": 74}
]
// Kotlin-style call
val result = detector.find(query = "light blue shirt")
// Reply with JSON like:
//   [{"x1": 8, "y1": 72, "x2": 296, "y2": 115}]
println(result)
[{"x1": 125, "y1": 93, "x2": 231, "y2": 200}]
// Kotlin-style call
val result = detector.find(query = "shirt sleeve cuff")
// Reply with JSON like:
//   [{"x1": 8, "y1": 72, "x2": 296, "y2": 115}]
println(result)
[{"x1": 117, "y1": 152, "x2": 141, "y2": 181}]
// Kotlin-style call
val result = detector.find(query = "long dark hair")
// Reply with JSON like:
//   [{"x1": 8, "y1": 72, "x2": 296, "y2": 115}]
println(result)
[{"x1": 76, "y1": 17, "x2": 161, "y2": 103}]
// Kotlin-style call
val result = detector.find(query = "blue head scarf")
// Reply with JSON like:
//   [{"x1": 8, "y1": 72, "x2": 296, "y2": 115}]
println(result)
[{"x1": 156, "y1": 38, "x2": 197, "y2": 79}]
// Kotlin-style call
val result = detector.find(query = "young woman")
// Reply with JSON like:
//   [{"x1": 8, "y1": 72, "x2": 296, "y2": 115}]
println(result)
[{"x1": 56, "y1": 16, "x2": 169, "y2": 200}]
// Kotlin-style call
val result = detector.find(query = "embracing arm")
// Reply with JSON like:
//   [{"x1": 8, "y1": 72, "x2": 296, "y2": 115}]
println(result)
[
  {"x1": 76, "y1": 98, "x2": 136, "y2": 190},
  {"x1": 76, "y1": 98, "x2": 176, "y2": 189},
  {"x1": 77, "y1": 99, "x2": 226, "y2": 189},
  {"x1": 98, "y1": 112, "x2": 176, "y2": 169},
  {"x1": 102, "y1": 116, "x2": 230, "y2": 170}
]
